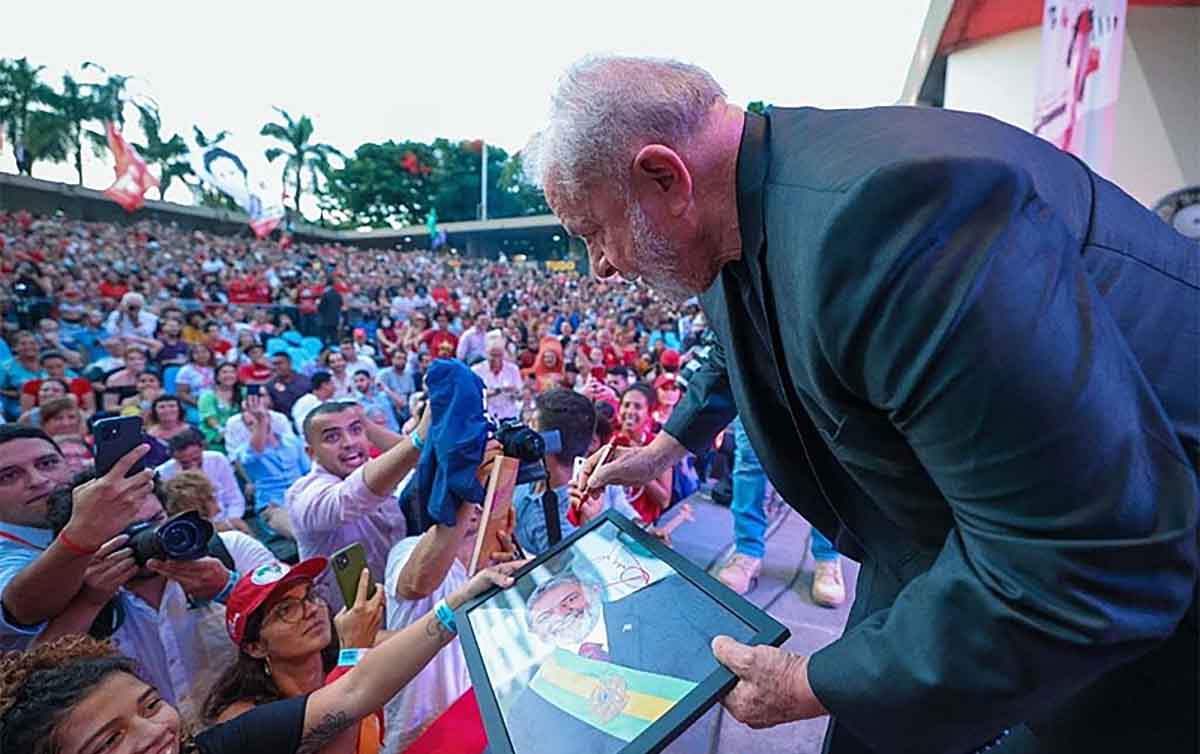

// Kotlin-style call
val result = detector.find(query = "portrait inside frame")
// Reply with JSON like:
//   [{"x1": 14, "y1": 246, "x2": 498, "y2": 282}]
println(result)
[{"x1": 456, "y1": 510, "x2": 790, "y2": 754}]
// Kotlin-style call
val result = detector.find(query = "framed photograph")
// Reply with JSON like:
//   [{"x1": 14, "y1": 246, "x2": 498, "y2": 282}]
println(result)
[{"x1": 456, "y1": 510, "x2": 790, "y2": 754}]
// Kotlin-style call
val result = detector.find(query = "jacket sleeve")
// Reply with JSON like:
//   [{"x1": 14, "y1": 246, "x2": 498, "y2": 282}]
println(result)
[
  {"x1": 804, "y1": 158, "x2": 1198, "y2": 754},
  {"x1": 662, "y1": 333, "x2": 737, "y2": 454}
]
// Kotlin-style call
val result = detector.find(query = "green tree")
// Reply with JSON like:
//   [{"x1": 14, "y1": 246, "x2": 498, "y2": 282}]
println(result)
[
  {"x1": 325, "y1": 140, "x2": 438, "y2": 228},
  {"x1": 746, "y1": 100, "x2": 769, "y2": 115},
  {"x1": 45, "y1": 73, "x2": 107, "y2": 185},
  {"x1": 134, "y1": 107, "x2": 189, "y2": 200},
  {"x1": 260, "y1": 107, "x2": 344, "y2": 217},
  {"x1": 0, "y1": 58, "x2": 57, "y2": 175}
]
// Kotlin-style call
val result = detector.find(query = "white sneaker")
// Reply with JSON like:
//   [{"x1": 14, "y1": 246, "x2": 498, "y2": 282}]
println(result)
[
  {"x1": 717, "y1": 554, "x2": 762, "y2": 595},
  {"x1": 811, "y1": 559, "x2": 845, "y2": 608}
]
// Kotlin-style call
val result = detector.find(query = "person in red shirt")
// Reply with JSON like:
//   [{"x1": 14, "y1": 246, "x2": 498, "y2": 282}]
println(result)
[
  {"x1": 19, "y1": 352, "x2": 95, "y2": 416},
  {"x1": 419, "y1": 310, "x2": 458, "y2": 358},
  {"x1": 205, "y1": 321, "x2": 234, "y2": 358},
  {"x1": 612, "y1": 383, "x2": 673, "y2": 523},
  {"x1": 98, "y1": 270, "x2": 129, "y2": 301},
  {"x1": 297, "y1": 275, "x2": 324, "y2": 337},
  {"x1": 237, "y1": 343, "x2": 272, "y2": 384}
]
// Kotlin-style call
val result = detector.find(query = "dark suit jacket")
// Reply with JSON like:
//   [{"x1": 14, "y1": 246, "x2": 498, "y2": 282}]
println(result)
[
  {"x1": 503, "y1": 575, "x2": 754, "y2": 754},
  {"x1": 665, "y1": 107, "x2": 1199, "y2": 754}
]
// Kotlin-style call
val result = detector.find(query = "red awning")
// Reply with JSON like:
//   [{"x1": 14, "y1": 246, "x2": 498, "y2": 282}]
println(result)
[{"x1": 937, "y1": 0, "x2": 1199, "y2": 54}]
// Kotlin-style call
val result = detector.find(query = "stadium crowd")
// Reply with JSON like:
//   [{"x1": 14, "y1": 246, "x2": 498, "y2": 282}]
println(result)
[{"x1": 0, "y1": 208, "x2": 717, "y2": 754}]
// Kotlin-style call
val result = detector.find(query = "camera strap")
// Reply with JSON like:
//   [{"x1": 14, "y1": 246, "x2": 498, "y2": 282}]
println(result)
[{"x1": 542, "y1": 487, "x2": 562, "y2": 547}]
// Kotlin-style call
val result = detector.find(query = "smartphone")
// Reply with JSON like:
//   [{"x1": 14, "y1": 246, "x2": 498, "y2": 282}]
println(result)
[
  {"x1": 93, "y1": 416, "x2": 147, "y2": 478},
  {"x1": 331, "y1": 543, "x2": 377, "y2": 606}
]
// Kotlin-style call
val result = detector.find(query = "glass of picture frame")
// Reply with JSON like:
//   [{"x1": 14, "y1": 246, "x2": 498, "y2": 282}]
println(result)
[{"x1": 456, "y1": 510, "x2": 790, "y2": 754}]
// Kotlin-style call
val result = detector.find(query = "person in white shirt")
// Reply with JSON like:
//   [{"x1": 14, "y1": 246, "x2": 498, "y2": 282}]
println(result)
[
  {"x1": 39, "y1": 472, "x2": 274, "y2": 725},
  {"x1": 104, "y1": 292, "x2": 159, "y2": 343},
  {"x1": 472, "y1": 330, "x2": 523, "y2": 421},
  {"x1": 223, "y1": 392, "x2": 295, "y2": 454},
  {"x1": 156, "y1": 429, "x2": 247, "y2": 531},
  {"x1": 326, "y1": 351, "x2": 355, "y2": 399},
  {"x1": 455, "y1": 311, "x2": 490, "y2": 364},
  {"x1": 383, "y1": 449, "x2": 513, "y2": 753},
  {"x1": 339, "y1": 337, "x2": 378, "y2": 379},
  {"x1": 291, "y1": 371, "x2": 336, "y2": 443}
]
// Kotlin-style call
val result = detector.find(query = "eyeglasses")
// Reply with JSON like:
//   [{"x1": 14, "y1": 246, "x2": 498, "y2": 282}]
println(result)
[{"x1": 266, "y1": 586, "x2": 323, "y2": 624}]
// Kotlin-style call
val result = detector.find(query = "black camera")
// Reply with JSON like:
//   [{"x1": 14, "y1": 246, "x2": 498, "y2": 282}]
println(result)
[
  {"x1": 489, "y1": 417, "x2": 562, "y2": 485},
  {"x1": 124, "y1": 510, "x2": 215, "y2": 567}
]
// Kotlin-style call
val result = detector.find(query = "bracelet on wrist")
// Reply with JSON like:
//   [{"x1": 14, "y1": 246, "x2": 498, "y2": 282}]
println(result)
[
  {"x1": 433, "y1": 598, "x2": 457, "y2": 635},
  {"x1": 410, "y1": 429, "x2": 426, "y2": 451},
  {"x1": 58, "y1": 529, "x2": 99, "y2": 557},
  {"x1": 214, "y1": 569, "x2": 239, "y2": 605}
]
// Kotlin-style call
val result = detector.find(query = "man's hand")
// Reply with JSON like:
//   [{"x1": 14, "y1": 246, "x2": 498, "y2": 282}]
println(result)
[
  {"x1": 78, "y1": 536, "x2": 137, "y2": 606},
  {"x1": 63, "y1": 445, "x2": 156, "y2": 552},
  {"x1": 580, "y1": 433, "x2": 686, "y2": 494},
  {"x1": 147, "y1": 557, "x2": 230, "y2": 602},
  {"x1": 712, "y1": 636, "x2": 828, "y2": 728},
  {"x1": 335, "y1": 567, "x2": 385, "y2": 649}
]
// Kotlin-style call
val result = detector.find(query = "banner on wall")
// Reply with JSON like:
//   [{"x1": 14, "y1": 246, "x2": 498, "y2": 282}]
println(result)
[
  {"x1": 103, "y1": 122, "x2": 159, "y2": 213},
  {"x1": 1032, "y1": 0, "x2": 1128, "y2": 175},
  {"x1": 189, "y1": 144, "x2": 285, "y2": 239}
]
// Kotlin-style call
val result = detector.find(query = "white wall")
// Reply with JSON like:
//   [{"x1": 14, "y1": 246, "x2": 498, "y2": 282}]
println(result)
[{"x1": 942, "y1": 6, "x2": 1200, "y2": 208}]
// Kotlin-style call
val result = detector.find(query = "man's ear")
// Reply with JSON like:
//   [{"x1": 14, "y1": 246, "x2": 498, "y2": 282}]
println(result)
[{"x1": 631, "y1": 145, "x2": 692, "y2": 218}]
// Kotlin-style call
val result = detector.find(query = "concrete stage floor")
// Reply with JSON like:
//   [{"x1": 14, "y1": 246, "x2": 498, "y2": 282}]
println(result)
[{"x1": 657, "y1": 492, "x2": 858, "y2": 754}]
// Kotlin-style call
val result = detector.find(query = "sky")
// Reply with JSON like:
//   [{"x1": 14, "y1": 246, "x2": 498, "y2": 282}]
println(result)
[{"x1": 1, "y1": 0, "x2": 932, "y2": 208}]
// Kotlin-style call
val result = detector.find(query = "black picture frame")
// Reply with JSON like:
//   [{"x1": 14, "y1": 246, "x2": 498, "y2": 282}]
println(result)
[{"x1": 456, "y1": 509, "x2": 791, "y2": 754}]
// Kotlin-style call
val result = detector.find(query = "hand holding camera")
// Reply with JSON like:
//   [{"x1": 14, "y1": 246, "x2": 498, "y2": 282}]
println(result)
[
  {"x1": 78, "y1": 535, "x2": 138, "y2": 607},
  {"x1": 146, "y1": 557, "x2": 230, "y2": 602}
]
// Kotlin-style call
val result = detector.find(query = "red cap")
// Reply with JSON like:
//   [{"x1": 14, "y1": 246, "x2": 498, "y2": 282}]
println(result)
[
  {"x1": 225, "y1": 557, "x2": 327, "y2": 645},
  {"x1": 654, "y1": 373, "x2": 677, "y2": 391},
  {"x1": 353, "y1": 327, "x2": 366, "y2": 338},
  {"x1": 660, "y1": 349, "x2": 681, "y2": 370}
]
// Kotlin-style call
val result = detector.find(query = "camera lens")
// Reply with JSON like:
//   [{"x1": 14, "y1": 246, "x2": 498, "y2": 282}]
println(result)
[
  {"x1": 336, "y1": 555, "x2": 348, "y2": 568},
  {"x1": 157, "y1": 512, "x2": 214, "y2": 561}
]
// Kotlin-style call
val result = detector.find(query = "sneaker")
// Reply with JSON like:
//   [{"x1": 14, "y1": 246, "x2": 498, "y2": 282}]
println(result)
[
  {"x1": 717, "y1": 554, "x2": 762, "y2": 595},
  {"x1": 811, "y1": 559, "x2": 845, "y2": 608}
]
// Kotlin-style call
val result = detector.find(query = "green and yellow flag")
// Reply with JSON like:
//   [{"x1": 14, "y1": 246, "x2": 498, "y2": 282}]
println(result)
[{"x1": 528, "y1": 648, "x2": 697, "y2": 743}]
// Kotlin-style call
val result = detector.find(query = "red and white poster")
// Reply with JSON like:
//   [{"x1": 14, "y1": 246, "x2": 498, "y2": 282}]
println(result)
[
  {"x1": 1033, "y1": 1, "x2": 1127, "y2": 175},
  {"x1": 103, "y1": 122, "x2": 159, "y2": 213}
]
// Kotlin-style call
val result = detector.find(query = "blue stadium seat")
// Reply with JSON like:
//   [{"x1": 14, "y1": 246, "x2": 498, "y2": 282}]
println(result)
[
  {"x1": 266, "y1": 337, "x2": 289, "y2": 356},
  {"x1": 163, "y1": 365, "x2": 181, "y2": 395},
  {"x1": 301, "y1": 336, "x2": 324, "y2": 359}
]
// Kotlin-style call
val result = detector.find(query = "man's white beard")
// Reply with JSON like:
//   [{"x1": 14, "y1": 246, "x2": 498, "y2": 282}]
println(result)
[{"x1": 627, "y1": 203, "x2": 700, "y2": 304}]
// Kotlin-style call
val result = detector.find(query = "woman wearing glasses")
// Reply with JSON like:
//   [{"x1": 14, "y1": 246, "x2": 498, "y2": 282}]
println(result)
[{"x1": 0, "y1": 557, "x2": 523, "y2": 754}]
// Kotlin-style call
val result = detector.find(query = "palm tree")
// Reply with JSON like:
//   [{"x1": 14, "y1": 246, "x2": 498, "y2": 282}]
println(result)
[
  {"x1": 135, "y1": 106, "x2": 189, "y2": 200},
  {"x1": 192, "y1": 125, "x2": 229, "y2": 149},
  {"x1": 46, "y1": 73, "x2": 106, "y2": 185},
  {"x1": 260, "y1": 107, "x2": 344, "y2": 216},
  {"x1": 0, "y1": 57, "x2": 57, "y2": 175}
]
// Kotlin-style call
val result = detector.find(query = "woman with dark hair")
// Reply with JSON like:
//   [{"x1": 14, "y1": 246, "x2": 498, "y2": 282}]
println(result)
[
  {"x1": 196, "y1": 362, "x2": 241, "y2": 451},
  {"x1": 148, "y1": 395, "x2": 192, "y2": 443},
  {"x1": 614, "y1": 383, "x2": 673, "y2": 523},
  {"x1": 0, "y1": 556, "x2": 520, "y2": 754},
  {"x1": 204, "y1": 559, "x2": 387, "y2": 752}
]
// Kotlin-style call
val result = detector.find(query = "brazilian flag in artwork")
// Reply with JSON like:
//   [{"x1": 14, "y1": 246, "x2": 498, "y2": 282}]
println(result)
[{"x1": 528, "y1": 648, "x2": 698, "y2": 743}]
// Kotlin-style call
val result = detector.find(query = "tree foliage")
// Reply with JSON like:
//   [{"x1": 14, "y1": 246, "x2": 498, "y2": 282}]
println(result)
[{"x1": 260, "y1": 106, "x2": 344, "y2": 217}]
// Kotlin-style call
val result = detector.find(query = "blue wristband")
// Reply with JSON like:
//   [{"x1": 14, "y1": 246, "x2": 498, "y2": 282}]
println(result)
[
  {"x1": 411, "y1": 430, "x2": 425, "y2": 451},
  {"x1": 434, "y1": 598, "x2": 457, "y2": 635},
  {"x1": 214, "y1": 569, "x2": 239, "y2": 605}
]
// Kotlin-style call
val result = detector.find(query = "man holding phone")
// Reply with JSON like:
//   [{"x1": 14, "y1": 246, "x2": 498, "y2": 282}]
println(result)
[
  {"x1": 0, "y1": 425, "x2": 154, "y2": 649},
  {"x1": 286, "y1": 400, "x2": 429, "y2": 611}
]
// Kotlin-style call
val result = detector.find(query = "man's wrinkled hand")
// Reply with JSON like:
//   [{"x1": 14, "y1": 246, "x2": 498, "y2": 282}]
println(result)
[{"x1": 712, "y1": 636, "x2": 827, "y2": 729}]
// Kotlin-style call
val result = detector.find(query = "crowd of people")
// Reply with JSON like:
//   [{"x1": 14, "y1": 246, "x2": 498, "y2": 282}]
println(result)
[{"x1": 0, "y1": 208, "x2": 722, "y2": 754}]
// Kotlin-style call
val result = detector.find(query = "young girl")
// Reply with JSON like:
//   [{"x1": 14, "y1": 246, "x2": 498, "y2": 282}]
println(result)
[{"x1": 613, "y1": 383, "x2": 673, "y2": 523}]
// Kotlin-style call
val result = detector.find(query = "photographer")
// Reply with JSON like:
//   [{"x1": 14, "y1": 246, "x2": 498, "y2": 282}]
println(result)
[
  {"x1": 512, "y1": 389, "x2": 638, "y2": 556},
  {"x1": 382, "y1": 441, "x2": 514, "y2": 753},
  {"x1": 0, "y1": 426, "x2": 151, "y2": 650},
  {"x1": 37, "y1": 469, "x2": 274, "y2": 723}
]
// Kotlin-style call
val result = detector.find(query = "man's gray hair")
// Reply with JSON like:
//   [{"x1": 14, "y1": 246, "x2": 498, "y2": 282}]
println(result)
[{"x1": 523, "y1": 55, "x2": 725, "y2": 201}]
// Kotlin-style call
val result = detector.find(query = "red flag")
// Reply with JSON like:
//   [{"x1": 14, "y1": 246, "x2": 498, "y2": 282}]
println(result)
[{"x1": 103, "y1": 122, "x2": 158, "y2": 213}]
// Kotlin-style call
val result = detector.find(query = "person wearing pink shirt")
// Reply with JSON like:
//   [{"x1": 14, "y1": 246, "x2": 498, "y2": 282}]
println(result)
[{"x1": 285, "y1": 401, "x2": 428, "y2": 611}]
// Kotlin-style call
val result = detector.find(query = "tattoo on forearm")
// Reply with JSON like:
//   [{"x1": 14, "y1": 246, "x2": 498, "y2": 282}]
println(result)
[
  {"x1": 425, "y1": 612, "x2": 454, "y2": 641},
  {"x1": 296, "y1": 711, "x2": 352, "y2": 754}
]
